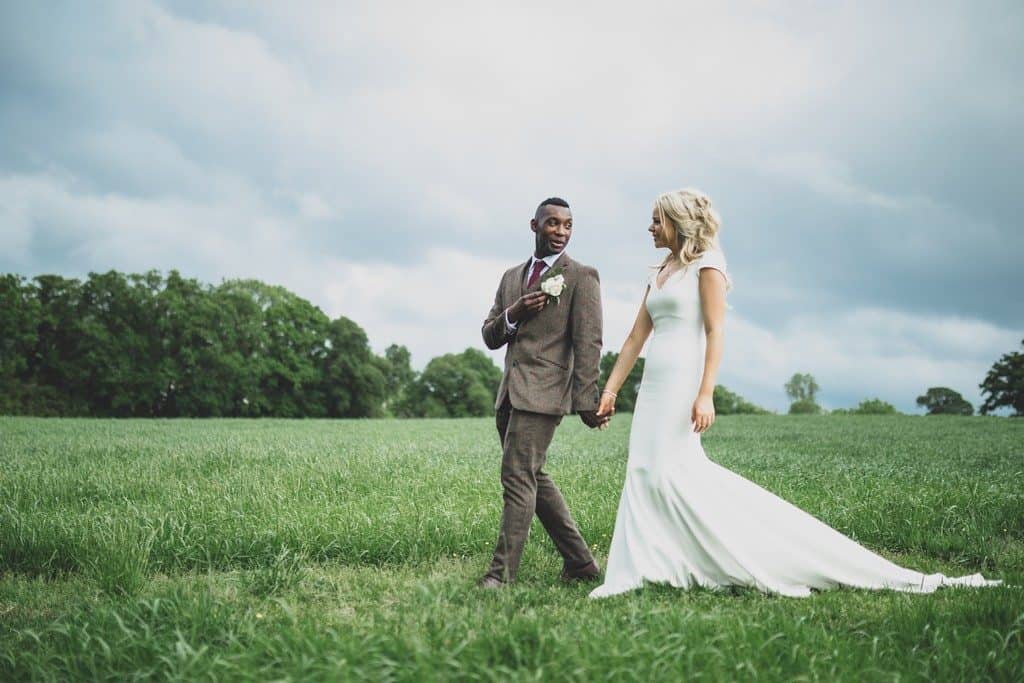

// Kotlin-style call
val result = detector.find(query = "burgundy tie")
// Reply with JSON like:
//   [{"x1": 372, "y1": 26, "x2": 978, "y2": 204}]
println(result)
[{"x1": 527, "y1": 260, "x2": 546, "y2": 288}]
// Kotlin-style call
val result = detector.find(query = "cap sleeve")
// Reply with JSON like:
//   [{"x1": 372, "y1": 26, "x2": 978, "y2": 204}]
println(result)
[{"x1": 698, "y1": 248, "x2": 733, "y2": 292}]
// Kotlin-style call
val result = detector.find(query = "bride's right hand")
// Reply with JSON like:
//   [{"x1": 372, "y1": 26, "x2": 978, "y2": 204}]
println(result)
[{"x1": 597, "y1": 390, "x2": 616, "y2": 418}]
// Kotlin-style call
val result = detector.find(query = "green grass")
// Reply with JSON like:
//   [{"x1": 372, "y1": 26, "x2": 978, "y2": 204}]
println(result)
[{"x1": 1, "y1": 415, "x2": 1022, "y2": 681}]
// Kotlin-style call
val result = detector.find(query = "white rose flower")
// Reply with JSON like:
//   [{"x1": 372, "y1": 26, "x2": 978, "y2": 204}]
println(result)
[{"x1": 540, "y1": 274, "x2": 565, "y2": 297}]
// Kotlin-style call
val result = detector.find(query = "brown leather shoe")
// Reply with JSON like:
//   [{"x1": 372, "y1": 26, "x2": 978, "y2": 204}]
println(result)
[
  {"x1": 560, "y1": 561, "x2": 601, "y2": 582},
  {"x1": 478, "y1": 576, "x2": 506, "y2": 590}
]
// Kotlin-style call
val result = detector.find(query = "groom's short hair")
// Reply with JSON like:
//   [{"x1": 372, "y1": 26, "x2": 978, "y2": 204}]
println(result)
[{"x1": 536, "y1": 197, "x2": 570, "y2": 220}]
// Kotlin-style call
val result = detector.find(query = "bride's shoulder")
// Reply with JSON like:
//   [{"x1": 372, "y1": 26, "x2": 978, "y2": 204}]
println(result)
[
  {"x1": 697, "y1": 246, "x2": 727, "y2": 263},
  {"x1": 696, "y1": 247, "x2": 732, "y2": 290}
]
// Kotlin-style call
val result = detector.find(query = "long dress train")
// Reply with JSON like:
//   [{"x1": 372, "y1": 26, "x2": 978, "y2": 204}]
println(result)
[{"x1": 589, "y1": 249, "x2": 1002, "y2": 599}]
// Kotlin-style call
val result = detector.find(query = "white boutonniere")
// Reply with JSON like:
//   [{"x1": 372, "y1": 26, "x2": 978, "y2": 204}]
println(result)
[{"x1": 539, "y1": 267, "x2": 566, "y2": 305}]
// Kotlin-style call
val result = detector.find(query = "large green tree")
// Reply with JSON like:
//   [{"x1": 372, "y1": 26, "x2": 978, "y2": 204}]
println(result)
[
  {"x1": 980, "y1": 339, "x2": 1024, "y2": 416},
  {"x1": 382, "y1": 344, "x2": 419, "y2": 418},
  {"x1": 0, "y1": 275, "x2": 42, "y2": 414},
  {"x1": 785, "y1": 372, "x2": 819, "y2": 402},
  {"x1": 404, "y1": 348, "x2": 502, "y2": 418},
  {"x1": 155, "y1": 271, "x2": 248, "y2": 416},
  {"x1": 320, "y1": 316, "x2": 387, "y2": 417},
  {"x1": 241, "y1": 280, "x2": 329, "y2": 417},
  {"x1": 75, "y1": 270, "x2": 166, "y2": 416},
  {"x1": 916, "y1": 387, "x2": 973, "y2": 416},
  {"x1": 785, "y1": 372, "x2": 821, "y2": 415},
  {"x1": 30, "y1": 274, "x2": 91, "y2": 415},
  {"x1": 0, "y1": 275, "x2": 38, "y2": 379}
]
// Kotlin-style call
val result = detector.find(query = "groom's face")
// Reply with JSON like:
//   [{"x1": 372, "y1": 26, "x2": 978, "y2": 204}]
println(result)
[{"x1": 531, "y1": 205, "x2": 572, "y2": 257}]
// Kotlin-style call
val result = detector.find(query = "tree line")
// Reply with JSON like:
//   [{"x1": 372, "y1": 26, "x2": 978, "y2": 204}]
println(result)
[
  {"x1": 4, "y1": 270, "x2": 1018, "y2": 418},
  {"x1": 0, "y1": 269, "x2": 769, "y2": 419},
  {"x1": 0, "y1": 271, "x2": 499, "y2": 418},
  {"x1": 782, "y1": 350, "x2": 1023, "y2": 416}
]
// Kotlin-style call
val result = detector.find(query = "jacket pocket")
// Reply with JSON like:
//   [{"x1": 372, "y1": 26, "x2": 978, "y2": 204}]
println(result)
[{"x1": 536, "y1": 355, "x2": 569, "y2": 371}]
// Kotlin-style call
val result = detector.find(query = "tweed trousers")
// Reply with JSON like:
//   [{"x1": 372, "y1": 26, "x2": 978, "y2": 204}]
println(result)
[{"x1": 484, "y1": 398, "x2": 595, "y2": 583}]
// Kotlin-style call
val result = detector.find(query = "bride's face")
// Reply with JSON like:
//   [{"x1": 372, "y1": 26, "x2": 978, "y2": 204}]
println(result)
[{"x1": 649, "y1": 204, "x2": 677, "y2": 251}]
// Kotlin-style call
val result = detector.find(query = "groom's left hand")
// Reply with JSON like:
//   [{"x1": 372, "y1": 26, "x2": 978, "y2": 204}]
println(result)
[{"x1": 579, "y1": 410, "x2": 610, "y2": 430}]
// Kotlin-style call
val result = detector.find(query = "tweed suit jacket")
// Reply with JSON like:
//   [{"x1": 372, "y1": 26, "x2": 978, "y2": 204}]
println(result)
[{"x1": 482, "y1": 252, "x2": 603, "y2": 416}]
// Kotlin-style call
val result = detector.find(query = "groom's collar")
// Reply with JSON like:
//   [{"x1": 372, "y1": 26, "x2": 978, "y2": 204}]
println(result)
[{"x1": 530, "y1": 251, "x2": 564, "y2": 269}]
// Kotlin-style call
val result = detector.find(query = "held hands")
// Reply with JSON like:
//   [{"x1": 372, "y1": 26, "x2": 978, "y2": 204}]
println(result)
[
  {"x1": 593, "y1": 389, "x2": 617, "y2": 431},
  {"x1": 579, "y1": 410, "x2": 610, "y2": 430},
  {"x1": 691, "y1": 393, "x2": 715, "y2": 433},
  {"x1": 507, "y1": 291, "x2": 548, "y2": 324}
]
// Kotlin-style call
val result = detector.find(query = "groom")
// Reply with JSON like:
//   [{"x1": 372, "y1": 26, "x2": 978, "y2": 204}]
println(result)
[{"x1": 479, "y1": 197, "x2": 608, "y2": 588}]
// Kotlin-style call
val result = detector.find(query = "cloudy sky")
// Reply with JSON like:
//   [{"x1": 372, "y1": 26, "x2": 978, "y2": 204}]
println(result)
[{"x1": 2, "y1": 1, "x2": 1021, "y2": 413}]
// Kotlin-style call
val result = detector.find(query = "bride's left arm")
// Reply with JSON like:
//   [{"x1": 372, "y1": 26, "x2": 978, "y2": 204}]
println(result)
[{"x1": 693, "y1": 269, "x2": 728, "y2": 433}]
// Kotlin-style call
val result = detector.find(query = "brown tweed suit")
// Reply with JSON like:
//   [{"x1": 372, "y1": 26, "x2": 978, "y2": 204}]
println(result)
[{"x1": 481, "y1": 252, "x2": 602, "y2": 583}]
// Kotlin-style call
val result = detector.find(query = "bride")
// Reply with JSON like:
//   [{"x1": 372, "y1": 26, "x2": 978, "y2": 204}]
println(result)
[{"x1": 588, "y1": 188, "x2": 1002, "y2": 599}]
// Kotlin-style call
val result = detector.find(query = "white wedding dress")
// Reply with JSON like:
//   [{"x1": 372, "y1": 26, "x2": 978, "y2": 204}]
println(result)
[{"x1": 589, "y1": 248, "x2": 1002, "y2": 599}]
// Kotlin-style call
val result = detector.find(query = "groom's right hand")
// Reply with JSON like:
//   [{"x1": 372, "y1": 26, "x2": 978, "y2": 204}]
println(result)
[{"x1": 507, "y1": 291, "x2": 548, "y2": 324}]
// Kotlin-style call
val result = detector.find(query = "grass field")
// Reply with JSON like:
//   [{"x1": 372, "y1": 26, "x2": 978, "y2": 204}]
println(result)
[{"x1": 1, "y1": 415, "x2": 1022, "y2": 681}]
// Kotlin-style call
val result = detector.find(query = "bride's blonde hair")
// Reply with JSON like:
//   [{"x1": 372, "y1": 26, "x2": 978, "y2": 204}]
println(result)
[{"x1": 654, "y1": 188, "x2": 721, "y2": 268}]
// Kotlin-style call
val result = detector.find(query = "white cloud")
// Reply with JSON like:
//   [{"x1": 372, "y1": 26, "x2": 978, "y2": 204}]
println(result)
[
  {"x1": 0, "y1": 170, "x2": 310, "y2": 288},
  {"x1": 719, "y1": 307, "x2": 1020, "y2": 413},
  {"x1": 293, "y1": 192, "x2": 338, "y2": 221},
  {"x1": 320, "y1": 248, "x2": 515, "y2": 366},
  {"x1": 68, "y1": 1, "x2": 830, "y2": 231},
  {"x1": 757, "y1": 152, "x2": 936, "y2": 211}
]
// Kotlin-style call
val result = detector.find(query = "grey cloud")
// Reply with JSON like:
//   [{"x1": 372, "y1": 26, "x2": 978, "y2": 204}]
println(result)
[{"x1": 1, "y1": 0, "x2": 1021, "y2": 411}]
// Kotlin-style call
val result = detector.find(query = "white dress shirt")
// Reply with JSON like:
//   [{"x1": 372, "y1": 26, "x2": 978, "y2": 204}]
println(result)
[{"x1": 505, "y1": 252, "x2": 563, "y2": 332}]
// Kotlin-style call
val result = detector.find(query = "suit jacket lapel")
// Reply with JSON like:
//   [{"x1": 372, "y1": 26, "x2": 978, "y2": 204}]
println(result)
[{"x1": 515, "y1": 259, "x2": 531, "y2": 300}]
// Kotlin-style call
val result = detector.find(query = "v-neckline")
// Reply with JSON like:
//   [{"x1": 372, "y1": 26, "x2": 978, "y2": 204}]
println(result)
[{"x1": 654, "y1": 264, "x2": 687, "y2": 291}]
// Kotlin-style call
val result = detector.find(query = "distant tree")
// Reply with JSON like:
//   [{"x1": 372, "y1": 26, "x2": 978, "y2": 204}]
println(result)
[
  {"x1": 31, "y1": 274, "x2": 92, "y2": 415},
  {"x1": 0, "y1": 269, "x2": 390, "y2": 418},
  {"x1": 0, "y1": 275, "x2": 38, "y2": 378},
  {"x1": 785, "y1": 372, "x2": 821, "y2": 414},
  {"x1": 380, "y1": 344, "x2": 417, "y2": 417},
  {"x1": 75, "y1": 270, "x2": 166, "y2": 416},
  {"x1": 840, "y1": 398, "x2": 899, "y2": 415},
  {"x1": 598, "y1": 352, "x2": 645, "y2": 412},
  {"x1": 383, "y1": 345, "x2": 414, "y2": 396},
  {"x1": 0, "y1": 275, "x2": 43, "y2": 414},
  {"x1": 785, "y1": 373, "x2": 819, "y2": 402},
  {"x1": 320, "y1": 316, "x2": 387, "y2": 417},
  {"x1": 788, "y1": 399, "x2": 822, "y2": 415},
  {"x1": 456, "y1": 348, "x2": 503, "y2": 400},
  {"x1": 156, "y1": 270, "x2": 239, "y2": 417},
  {"x1": 916, "y1": 387, "x2": 973, "y2": 416},
  {"x1": 212, "y1": 278, "x2": 277, "y2": 416},
  {"x1": 979, "y1": 339, "x2": 1024, "y2": 416},
  {"x1": 713, "y1": 385, "x2": 769, "y2": 415},
  {"x1": 213, "y1": 279, "x2": 331, "y2": 417},
  {"x1": 404, "y1": 348, "x2": 502, "y2": 417}
]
